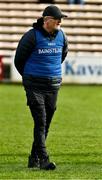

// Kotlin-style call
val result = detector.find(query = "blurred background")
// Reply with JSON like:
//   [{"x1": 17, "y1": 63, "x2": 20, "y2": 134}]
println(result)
[
  {"x1": 1, "y1": 1, "x2": 102, "y2": 179},
  {"x1": 0, "y1": 0, "x2": 102, "y2": 84}
]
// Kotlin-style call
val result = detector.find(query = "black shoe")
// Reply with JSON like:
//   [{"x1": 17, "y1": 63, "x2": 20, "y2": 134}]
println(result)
[
  {"x1": 28, "y1": 155, "x2": 39, "y2": 168},
  {"x1": 40, "y1": 157, "x2": 56, "y2": 170}
]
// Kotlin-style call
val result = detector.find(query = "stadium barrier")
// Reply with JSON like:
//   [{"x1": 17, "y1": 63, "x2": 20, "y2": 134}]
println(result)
[
  {"x1": 62, "y1": 54, "x2": 102, "y2": 84},
  {"x1": 0, "y1": 55, "x2": 4, "y2": 80},
  {"x1": 3, "y1": 53, "x2": 101, "y2": 84}
]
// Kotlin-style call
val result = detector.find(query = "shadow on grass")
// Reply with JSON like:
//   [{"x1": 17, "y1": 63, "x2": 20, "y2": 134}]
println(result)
[
  {"x1": 0, "y1": 153, "x2": 28, "y2": 157},
  {"x1": 1, "y1": 151, "x2": 102, "y2": 159},
  {"x1": 0, "y1": 153, "x2": 34, "y2": 172},
  {"x1": 0, "y1": 152, "x2": 102, "y2": 173},
  {"x1": 52, "y1": 152, "x2": 102, "y2": 166},
  {"x1": 52, "y1": 151, "x2": 102, "y2": 157}
]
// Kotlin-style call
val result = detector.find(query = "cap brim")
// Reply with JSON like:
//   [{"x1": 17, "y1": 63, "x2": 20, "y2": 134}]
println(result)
[
  {"x1": 61, "y1": 14, "x2": 68, "y2": 18},
  {"x1": 54, "y1": 14, "x2": 68, "y2": 19}
]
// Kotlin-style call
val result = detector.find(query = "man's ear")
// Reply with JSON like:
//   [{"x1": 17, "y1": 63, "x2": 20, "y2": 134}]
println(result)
[{"x1": 44, "y1": 16, "x2": 52, "y2": 22}]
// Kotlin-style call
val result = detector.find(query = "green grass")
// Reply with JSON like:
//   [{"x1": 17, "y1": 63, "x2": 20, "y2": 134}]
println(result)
[{"x1": 0, "y1": 84, "x2": 102, "y2": 179}]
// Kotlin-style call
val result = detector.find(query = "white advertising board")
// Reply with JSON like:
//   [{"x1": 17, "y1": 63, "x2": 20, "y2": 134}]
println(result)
[
  {"x1": 11, "y1": 54, "x2": 102, "y2": 84},
  {"x1": 62, "y1": 55, "x2": 102, "y2": 84}
]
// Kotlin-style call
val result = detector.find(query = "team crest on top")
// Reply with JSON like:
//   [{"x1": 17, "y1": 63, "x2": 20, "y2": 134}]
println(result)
[{"x1": 48, "y1": 43, "x2": 56, "y2": 46}]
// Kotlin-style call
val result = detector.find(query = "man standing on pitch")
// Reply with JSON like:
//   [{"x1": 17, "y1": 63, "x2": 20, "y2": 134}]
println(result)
[{"x1": 14, "y1": 5, "x2": 68, "y2": 170}]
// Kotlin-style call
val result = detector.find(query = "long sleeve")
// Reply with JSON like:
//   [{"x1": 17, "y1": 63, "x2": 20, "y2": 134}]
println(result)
[
  {"x1": 14, "y1": 28, "x2": 35, "y2": 75},
  {"x1": 62, "y1": 33, "x2": 68, "y2": 63}
]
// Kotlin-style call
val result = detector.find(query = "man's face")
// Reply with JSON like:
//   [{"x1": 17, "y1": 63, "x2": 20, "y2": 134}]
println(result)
[{"x1": 44, "y1": 16, "x2": 62, "y2": 32}]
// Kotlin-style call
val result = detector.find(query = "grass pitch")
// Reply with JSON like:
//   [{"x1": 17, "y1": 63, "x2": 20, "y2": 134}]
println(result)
[{"x1": 0, "y1": 84, "x2": 102, "y2": 179}]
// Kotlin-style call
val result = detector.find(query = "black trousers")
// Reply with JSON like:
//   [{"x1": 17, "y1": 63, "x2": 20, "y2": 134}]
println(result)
[{"x1": 24, "y1": 85, "x2": 58, "y2": 159}]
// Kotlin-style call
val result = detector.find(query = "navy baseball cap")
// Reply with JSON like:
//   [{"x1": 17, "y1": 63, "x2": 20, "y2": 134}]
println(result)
[{"x1": 42, "y1": 5, "x2": 68, "y2": 19}]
